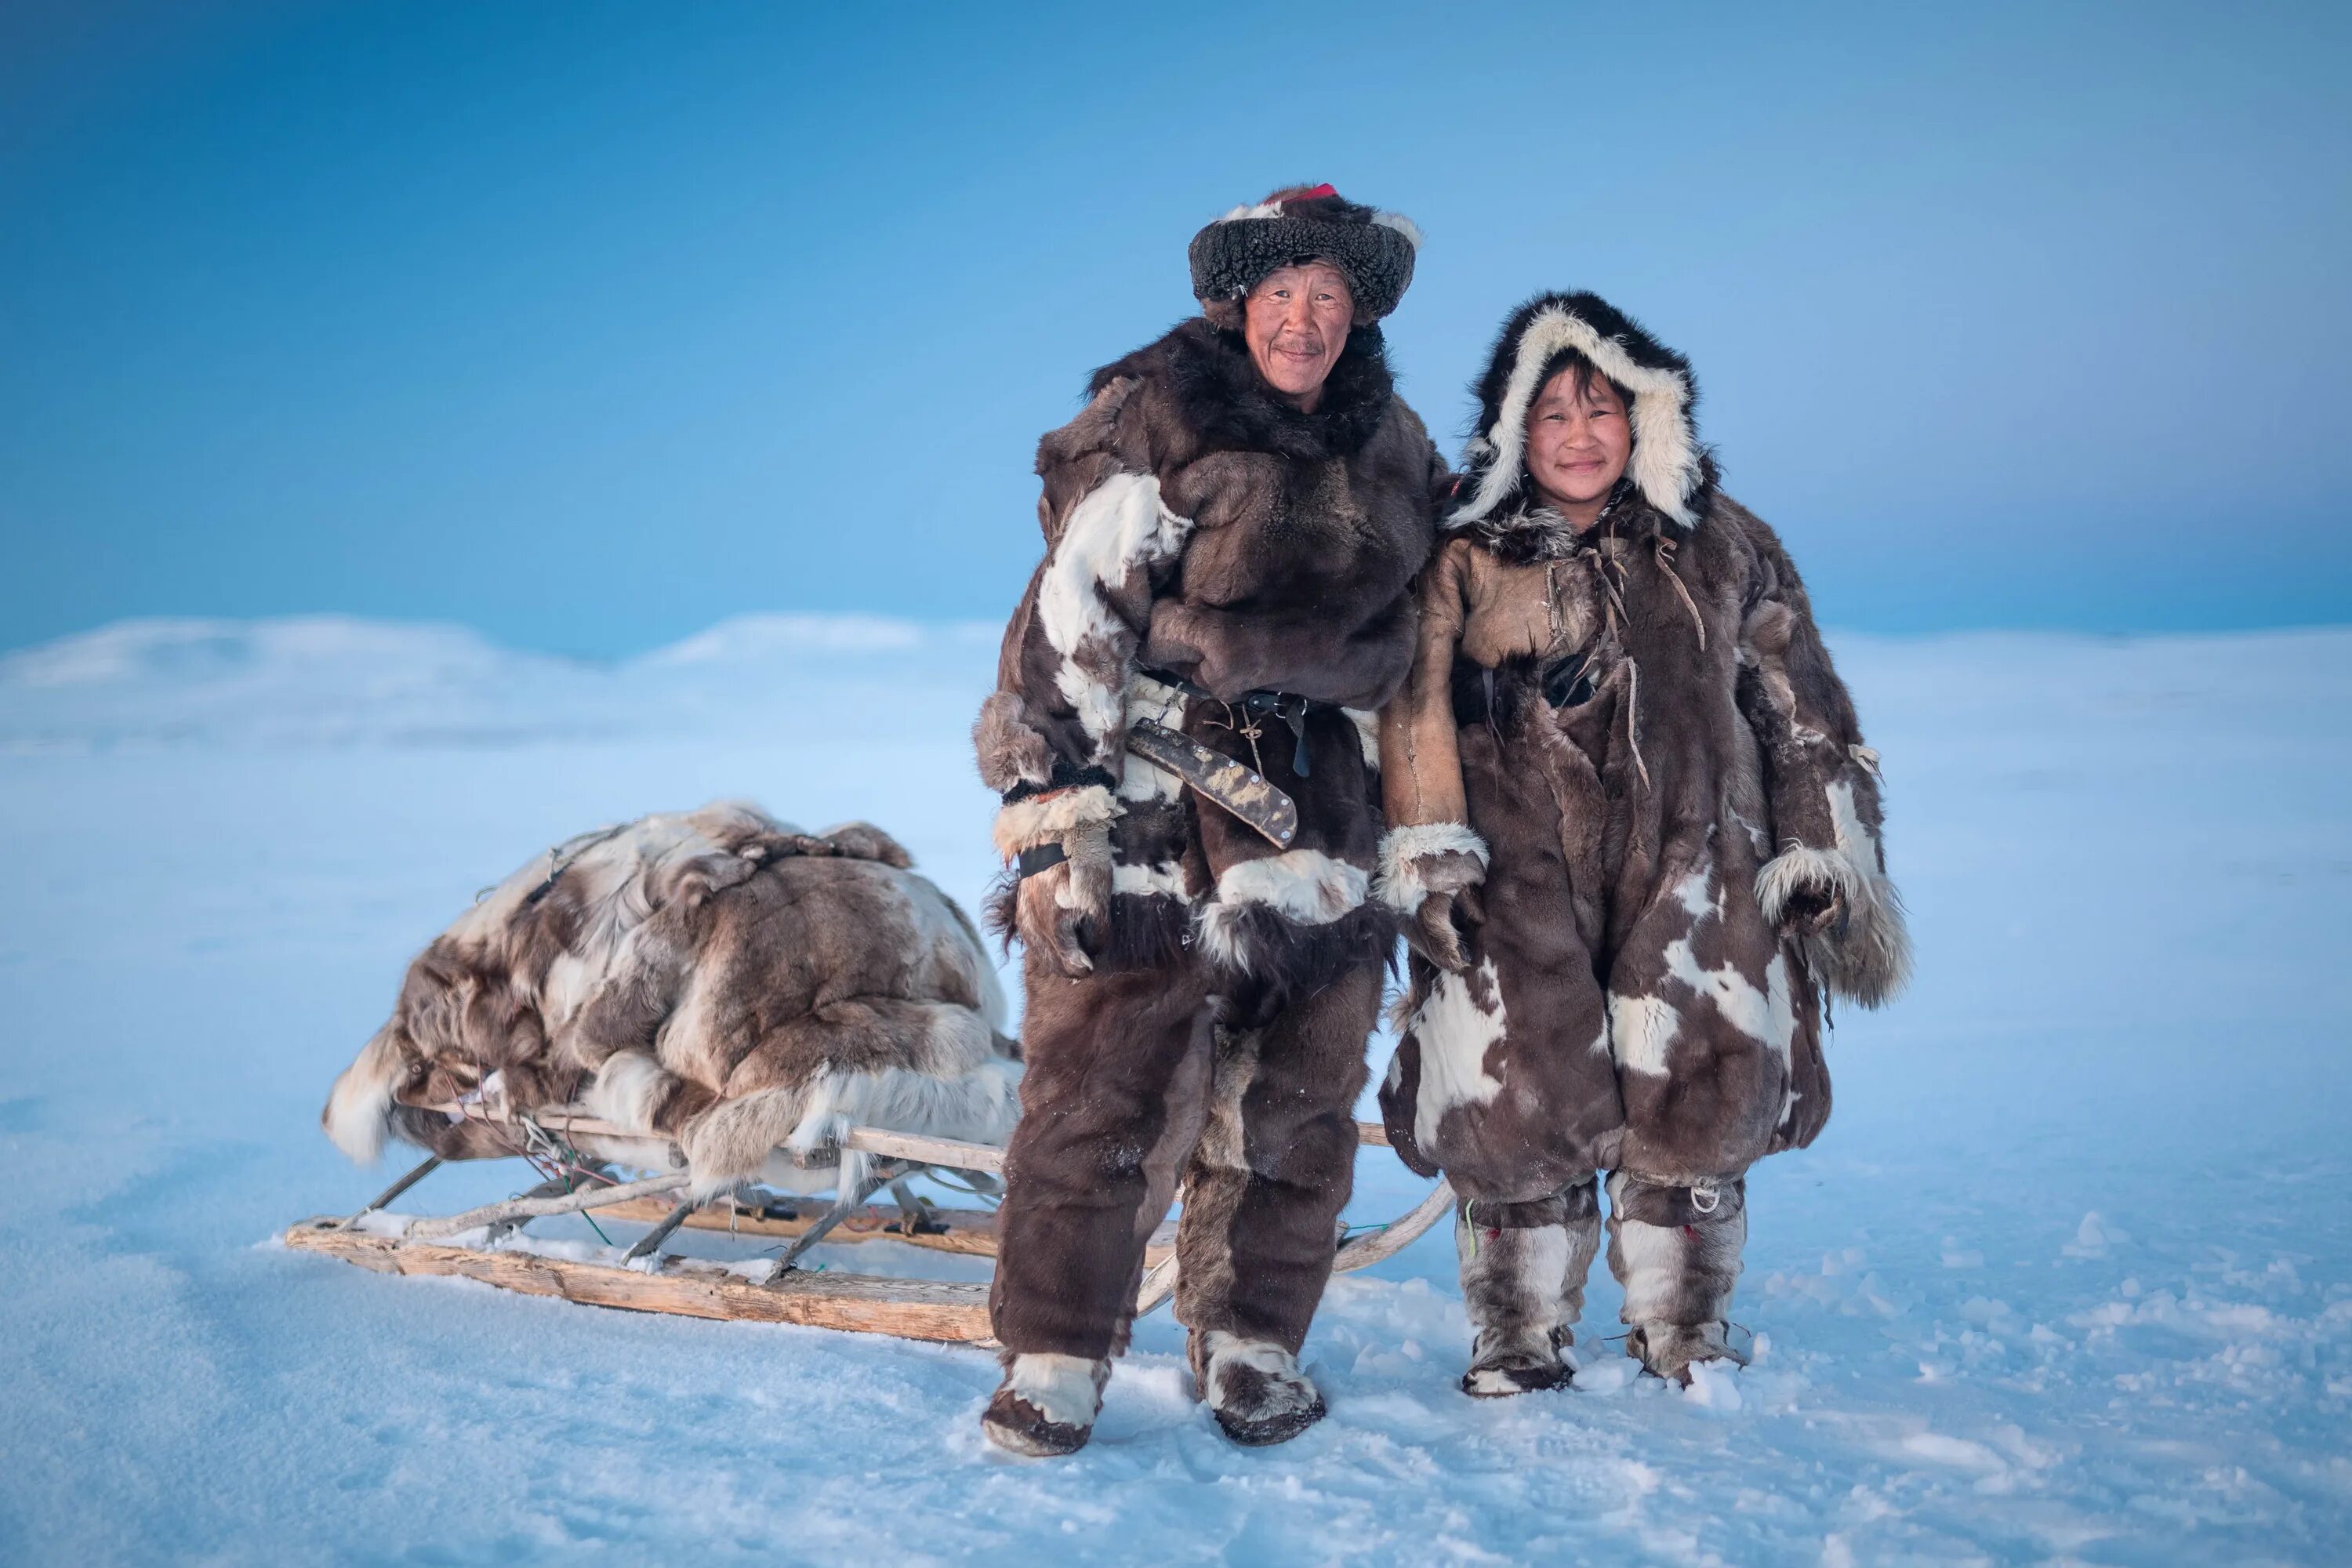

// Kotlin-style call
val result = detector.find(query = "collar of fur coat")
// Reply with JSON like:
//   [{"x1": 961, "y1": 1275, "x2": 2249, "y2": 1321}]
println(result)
[
  {"x1": 1085, "y1": 317, "x2": 1396, "y2": 460},
  {"x1": 1454, "y1": 459, "x2": 1720, "y2": 564}
]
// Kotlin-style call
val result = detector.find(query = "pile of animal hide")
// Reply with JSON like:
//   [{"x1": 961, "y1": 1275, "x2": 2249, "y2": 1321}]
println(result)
[{"x1": 322, "y1": 802, "x2": 1019, "y2": 1196}]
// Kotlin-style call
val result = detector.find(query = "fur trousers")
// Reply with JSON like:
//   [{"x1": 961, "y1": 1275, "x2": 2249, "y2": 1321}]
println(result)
[{"x1": 988, "y1": 949, "x2": 1379, "y2": 1362}]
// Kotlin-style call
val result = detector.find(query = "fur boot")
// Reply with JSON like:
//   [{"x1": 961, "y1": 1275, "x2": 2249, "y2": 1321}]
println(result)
[
  {"x1": 981, "y1": 1353, "x2": 1112, "y2": 1458},
  {"x1": 1606, "y1": 1172, "x2": 1749, "y2": 1384},
  {"x1": 1457, "y1": 1183, "x2": 1602, "y2": 1396},
  {"x1": 1192, "y1": 1330, "x2": 1327, "y2": 1446}
]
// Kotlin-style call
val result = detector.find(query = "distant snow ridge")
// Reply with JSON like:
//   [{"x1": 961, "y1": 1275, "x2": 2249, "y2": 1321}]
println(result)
[
  {"x1": 642, "y1": 613, "x2": 996, "y2": 666},
  {"x1": 0, "y1": 614, "x2": 1000, "y2": 750},
  {"x1": 0, "y1": 616, "x2": 530, "y2": 689}
]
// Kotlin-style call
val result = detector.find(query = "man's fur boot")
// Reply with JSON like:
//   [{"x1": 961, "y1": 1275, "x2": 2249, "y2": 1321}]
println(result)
[
  {"x1": 1458, "y1": 1185, "x2": 1602, "y2": 1397},
  {"x1": 1192, "y1": 1330, "x2": 1327, "y2": 1446},
  {"x1": 981, "y1": 1353, "x2": 1112, "y2": 1457}
]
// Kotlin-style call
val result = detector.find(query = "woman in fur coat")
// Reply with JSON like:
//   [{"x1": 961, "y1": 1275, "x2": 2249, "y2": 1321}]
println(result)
[{"x1": 1373, "y1": 292, "x2": 1910, "y2": 1394}]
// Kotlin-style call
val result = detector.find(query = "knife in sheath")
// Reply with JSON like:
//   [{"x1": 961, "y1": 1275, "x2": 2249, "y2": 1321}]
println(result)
[{"x1": 1125, "y1": 719, "x2": 1298, "y2": 848}]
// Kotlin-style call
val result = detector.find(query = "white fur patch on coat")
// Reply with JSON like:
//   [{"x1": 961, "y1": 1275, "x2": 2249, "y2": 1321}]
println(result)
[
  {"x1": 1036, "y1": 471, "x2": 1192, "y2": 757},
  {"x1": 1372, "y1": 822, "x2": 1489, "y2": 913},
  {"x1": 1118, "y1": 673, "x2": 1189, "y2": 804},
  {"x1": 1608, "y1": 991, "x2": 1681, "y2": 1078},
  {"x1": 1453, "y1": 304, "x2": 1701, "y2": 528},
  {"x1": 1661, "y1": 942, "x2": 1798, "y2": 1069},
  {"x1": 991, "y1": 784, "x2": 1120, "y2": 861},
  {"x1": 1112, "y1": 862, "x2": 1191, "y2": 901},
  {"x1": 1409, "y1": 958, "x2": 1508, "y2": 1152},
  {"x1": 1192, "y1": 849, "x2": 1368, "y2": 968}
]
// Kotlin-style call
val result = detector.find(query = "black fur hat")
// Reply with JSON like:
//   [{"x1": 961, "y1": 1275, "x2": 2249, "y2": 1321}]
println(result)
[{"x1": 1188, "y1": 184, "x2": 1421, "y2": 327}]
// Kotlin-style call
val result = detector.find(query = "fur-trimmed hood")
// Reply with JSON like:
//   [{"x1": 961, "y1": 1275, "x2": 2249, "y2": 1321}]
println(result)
[{"x1": 1452, "y1": 291, "x2": 1710, "y2": 534}]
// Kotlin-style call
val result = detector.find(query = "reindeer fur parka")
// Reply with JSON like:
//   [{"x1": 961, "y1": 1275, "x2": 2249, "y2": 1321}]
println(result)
[
  {"x1": 1376, "y1": 293, "x2": 1910, "y2": 1208},
  {"x1": 977, "y1": 317, "x2": 1450, "y2": 989}
]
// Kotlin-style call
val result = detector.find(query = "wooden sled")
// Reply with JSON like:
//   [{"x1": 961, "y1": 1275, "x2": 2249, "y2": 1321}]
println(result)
[{"x1": 286, "y1": 1102, "x2": 1456, "y2": 1346}]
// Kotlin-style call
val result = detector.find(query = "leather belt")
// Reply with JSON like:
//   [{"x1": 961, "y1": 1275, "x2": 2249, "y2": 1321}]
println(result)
[{"x1": 1138, "y1": 667, "x2": 1332, "y2": 779}]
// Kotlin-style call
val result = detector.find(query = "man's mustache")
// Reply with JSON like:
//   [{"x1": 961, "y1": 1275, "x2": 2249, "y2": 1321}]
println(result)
[{"x1": 1271, "y1": 332, "x2": 1327, "y2": 355}]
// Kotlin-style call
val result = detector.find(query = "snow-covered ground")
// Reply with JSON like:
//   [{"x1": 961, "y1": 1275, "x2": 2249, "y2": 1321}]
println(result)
[{"x1": 2, "y1": 615, "x2": 2347, "y2": 1565}]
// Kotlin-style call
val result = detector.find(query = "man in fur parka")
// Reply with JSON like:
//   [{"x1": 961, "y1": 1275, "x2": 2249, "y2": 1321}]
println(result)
[
  {"x1": 1375, "y1": 292, "x2": 1910, "y2": 1395},
  {"x1": 974, "y1": 186, "x2": 1450, "y2": 1456}
]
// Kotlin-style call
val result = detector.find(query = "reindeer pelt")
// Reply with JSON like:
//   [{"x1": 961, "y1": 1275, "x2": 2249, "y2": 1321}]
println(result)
[{"x1": 322, "y1": 802, "x2": 1017, "y2": 1196}]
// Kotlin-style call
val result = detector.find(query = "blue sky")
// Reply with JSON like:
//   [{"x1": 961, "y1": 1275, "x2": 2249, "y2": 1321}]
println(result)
[{"x1": 3, "y1": 0, "x2": 2346, "y2": 658}]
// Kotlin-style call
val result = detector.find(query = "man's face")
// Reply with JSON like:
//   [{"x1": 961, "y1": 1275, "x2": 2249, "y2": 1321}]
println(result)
[{"x1": 1242, "y1": 262, "x2": 1354, "y2": 408}]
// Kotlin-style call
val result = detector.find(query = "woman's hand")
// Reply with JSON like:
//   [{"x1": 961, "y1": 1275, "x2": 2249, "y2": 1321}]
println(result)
[
  {"x1": 1400, "y1": 846, "x2": 1486, "y2": 973},
  {"x1": 1776, "y1": 881, "x2": 1848, "y2": 942}
]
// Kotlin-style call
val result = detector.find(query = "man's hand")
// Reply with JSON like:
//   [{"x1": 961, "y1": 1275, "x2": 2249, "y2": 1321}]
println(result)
[{"x1": 1014, "y1": 819, "x2": 1112, "y2": 978}]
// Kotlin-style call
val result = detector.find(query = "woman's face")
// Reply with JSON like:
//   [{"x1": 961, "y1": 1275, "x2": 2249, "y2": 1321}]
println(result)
[{"x1": 1525, "y1": 366, "x2": 1632, "y2": 522}]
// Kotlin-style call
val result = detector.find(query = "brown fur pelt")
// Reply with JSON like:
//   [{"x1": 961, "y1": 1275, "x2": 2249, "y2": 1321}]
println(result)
[{"x1": 322, "y1": 802, "x2": 1018, "y2": 1197}]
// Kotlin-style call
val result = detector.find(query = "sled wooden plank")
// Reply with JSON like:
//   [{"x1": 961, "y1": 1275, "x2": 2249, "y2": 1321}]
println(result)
[
  {"x1": 282, "y1": 1218, "x2": 993, "y2": 1342},
  {"x1": 840, "y1": 1127, "x2": 1005, "y2": 1171}
]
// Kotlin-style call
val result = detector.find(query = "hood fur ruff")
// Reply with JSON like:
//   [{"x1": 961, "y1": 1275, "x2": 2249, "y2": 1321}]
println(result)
[
  {"x1": 321, "y1": 802, "x2": 1018, "y2": 1198},
  {"x1": 1453, "y1": 290, "x2": 1709, "y2": 532}
]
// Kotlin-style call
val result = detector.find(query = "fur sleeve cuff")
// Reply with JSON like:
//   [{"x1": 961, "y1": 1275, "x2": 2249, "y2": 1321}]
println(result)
[
  {"x1": 1755, "y1": 845, "x2": 1912, "y2": 1008},
  {"x1": 991, "y1": 785, "x2": 1120, "y2": 862},
  {"x1": 1372, "y1": 822, "x2": 1488, "y2": 913}
]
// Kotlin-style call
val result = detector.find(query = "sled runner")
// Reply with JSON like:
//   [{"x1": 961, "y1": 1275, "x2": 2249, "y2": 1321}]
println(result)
[{"x1": 286, "y1": 1100, "x2": 1456, "y2": 1345}]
